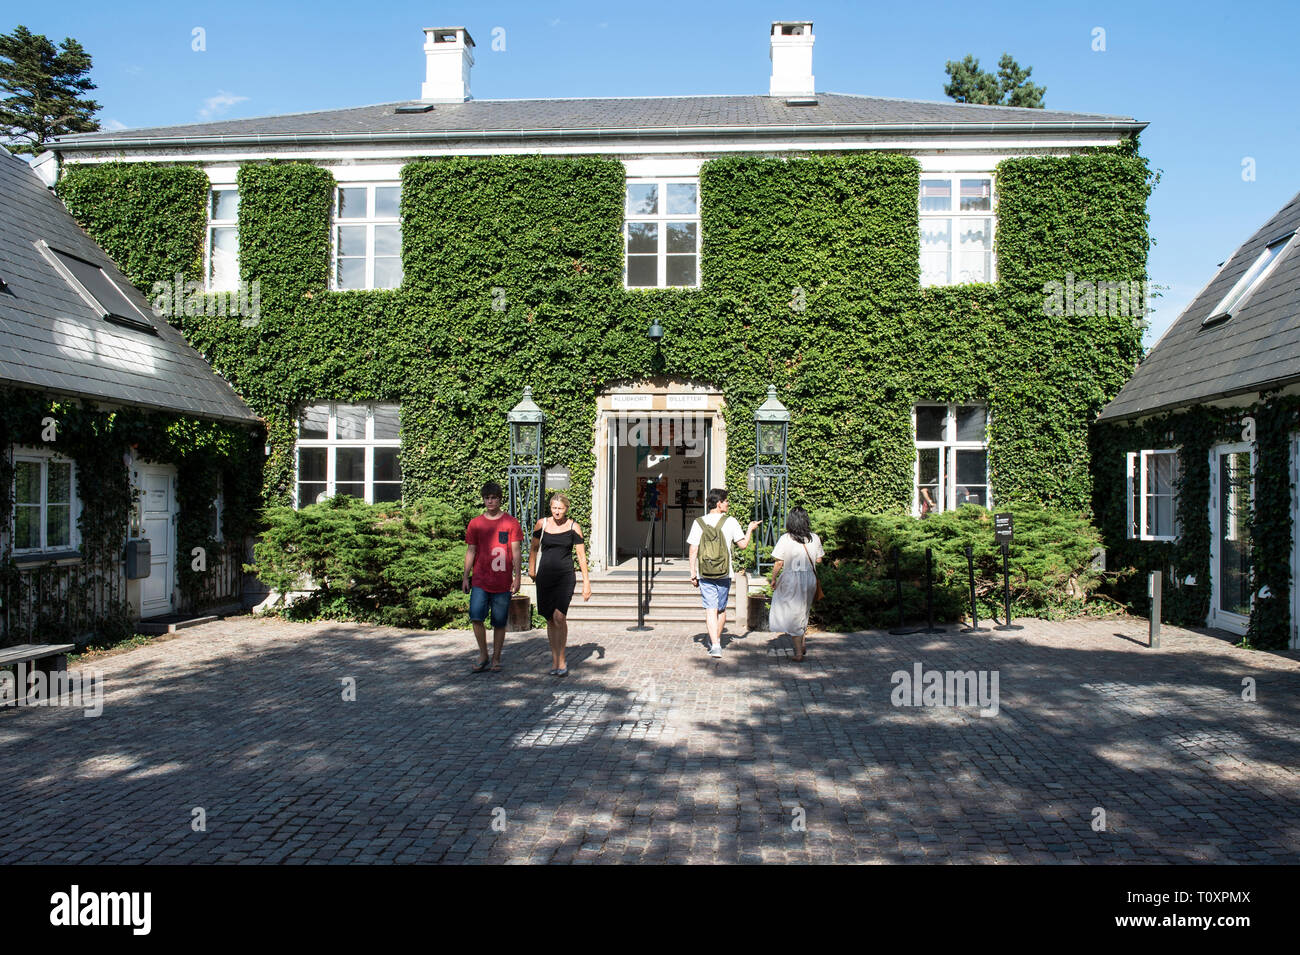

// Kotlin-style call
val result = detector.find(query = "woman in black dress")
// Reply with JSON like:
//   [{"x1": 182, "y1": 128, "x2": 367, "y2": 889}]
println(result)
[{"x1": 528, "y1": 493, "x2": 591, "y2": 676}]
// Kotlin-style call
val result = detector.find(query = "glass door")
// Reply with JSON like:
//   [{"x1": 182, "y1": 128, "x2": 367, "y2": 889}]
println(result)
[{"x1": 1209, "y1": 442, "x2": 1254, "y2": 635}]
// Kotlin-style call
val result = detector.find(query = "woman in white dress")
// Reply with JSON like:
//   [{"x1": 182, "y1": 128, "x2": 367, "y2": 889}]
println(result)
[{"x1": 768, "y1": 506, "x2": 824, "y2": 661}]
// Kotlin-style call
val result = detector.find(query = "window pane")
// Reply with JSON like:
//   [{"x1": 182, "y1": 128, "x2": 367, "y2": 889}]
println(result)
[
  {"x1": 1148, "y1": 453, "x2": 1175, "y2": 496},
  {"x1": 920, "y1": 252, "x2": 950, "y2": 286},
  {"x1": 374, "y1": 225, "x2": 400, "y2": 257},
  {"x1": 627, "y1": 222, "x2": 657, "y2": 254},
  {"x1": 920, "y1": 179, "x2": 952, "y2": 212},
  {"x1": 955, "y1": 405, "x2": 986, "y2": 442},
  {"x1": 373, "y1": 257, "x2": 402, "y2": 289},
  {"x1": 211, "y1": 189, "x2": 239, "y2": 220},
  {"x1": 374, "y1": 448, "x2": 402, "y2": 482},
  {"x1": 373, "y1": 483, "x2": 402, "y2": 503},
  {"x1": 298, "y1": 483, "x2": 327, "y2": 506},
  {"x1": 920, "y1": 219, "x2": 952, "y2": 251},
  {"x1": 337, "y1": 257, "x2": 365, "y2": 290},
  {"x1": 374, "y1": 186, "x2": 401, "y2": 218},
  {"x1": 14, "y1": 506, "x2": 37, "y2": 549},
  {"x1": 955, "y1": 449, "x2": 987, "y2": 487},
  {"x1": 627, "y1": 256, "x2": 657, "y2": 287},
  {"x1": 918, "y1": 447, "x2": 940, "y2": 514},
  {"x1": 336, "y1": 447, "x2": 365, "y2": 482},
  {"x1": 338, "y1": 187, "x2": 367, "y2": 218},
  {"x1": 335, "y1": 406, "x2": 366, "y2": 439},
  {"x1": 626, "y1": 183, "x2": 657, "y2": 216},
  {"x1": 47, "y1": 504, "x2": 70, "y2": 548},
  {"x1": 957, "y1": 486, "x2": 987, "y2": 507},
  {"x1": 915, "y1": 406, "x2": 946, "y2": 442},
  {"x1": 47, "y1": 462, "x2": 71, "y2": 504},
  {"x1": 957, "y1": 251, "x2": 990, "y2": 284},
  {"x1": 299, "y1": 405, "x2": 328, "y2": 439},
  {"x1": 15, "y1": 461, "x2": 39, "y2": 504},
  {"x1": 959, "y1": 218, "x2": 991, "y2": 250},
  {"x1": 666, "y1": 256, "x2": 696, "y2": 287},
  {"x1": 1149, "y1": 494, "x2": 1173, "y2": 538},
  {"x1": 373, "y1": 405, "x2": 400, "y2": 439},
  {"x1": 666, "y1": 183, "x2": 697, "y2": 215},
  {"x1": 210, "y1": 227, "x2": 238, "y2": 287},
  {"x1": 667, "y1": 222, "x2": 696, "y2": 253},
  {"x1": 959, "y1": 179, "x2": 992, "y2": 211},
  {"x1": 338, "y1": 225, "x2": 367, "y2": 257},
  {"x1": 335, "y1": 483, "x2": 365, "y2": 500},
  {"x1": 298, "y1": 447, "x2": 327, "y2": 481}
]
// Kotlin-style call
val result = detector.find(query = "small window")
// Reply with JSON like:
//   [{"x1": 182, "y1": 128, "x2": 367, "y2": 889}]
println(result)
[
  {"x1": 914, "y1": 403, "x2": 989, "y2": 515},
  {"x1": 624, "y1": 178, "x2": 700, "y2": 289},
  {"x1": 332, "y1": 183, "x2": 402, "y2": 290},
  {"x1": 38, "y1": 242, "x2": 155, "y2": 332},
  {"x1": 1203, "y1": 233, "x2": 1294, "y2": 325},
  {"x1": 1126, "y1": 450, "x2": 1180, "y2": 541},
  {"x1": 295, "y1": 403, "x2": 402, "y2": 506},
  {"x1": 919, "y1": 175, "x2": 994, "y2": 287},
  {"x1": 207, "y1": 187, "x2": 240, "y2": 292},
  {"x1": 11, "y1": 449, "x2": 80, "y2": 553}
]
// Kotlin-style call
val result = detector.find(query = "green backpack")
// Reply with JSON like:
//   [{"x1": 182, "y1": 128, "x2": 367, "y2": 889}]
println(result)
[{"x1": 695, "y1": 516, "x2": 730, "y2": 578}]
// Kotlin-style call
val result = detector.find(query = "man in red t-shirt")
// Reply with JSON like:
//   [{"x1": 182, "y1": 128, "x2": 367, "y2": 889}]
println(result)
[{"x1": 462, "y1": 480, "x2": 523, "y2": 672}]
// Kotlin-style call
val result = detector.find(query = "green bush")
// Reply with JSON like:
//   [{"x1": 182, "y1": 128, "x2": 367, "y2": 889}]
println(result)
[
  {"x1": 248, "y1": 495, "x2": 478, "y2": 629},
  {"x1": 801, "y1": 504, "x2": 1109, "y2": 630}
]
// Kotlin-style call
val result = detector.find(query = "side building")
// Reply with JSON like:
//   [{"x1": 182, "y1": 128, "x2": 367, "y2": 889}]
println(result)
[
  {"x1": 1095, "y1": 190, "x2": 1300, "y2": 650},
  {"x1": 39, "y1": 19, "x2": 1153, "y2": 572},
  {"x1": 0, "y1": 150, "x2": 263, "y2": 644}
]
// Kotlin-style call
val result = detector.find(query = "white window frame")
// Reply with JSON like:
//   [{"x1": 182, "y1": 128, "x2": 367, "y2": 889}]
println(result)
[
  {"x1": 1125, "y1": 449, "x2": 1181, "y2": 542},
  {"x1": 919, "y1": 173, "x2": 996, "y2": 287},
  {"x1": 206, "y1": 186, "x2": 240, "y2": 292},
  {"x1": 912, "y1": 403, "x2": 991, "y2": 515},
  {"x1": 1204, "y1": 232, "x2": 1296, "y2": 325},
  {"x1": 623, "y1": 177, "x2": 701, "y2": 289},
  {"x1": 10, "y1": 446, "x2": 81, "y2": 554},
  {"x1": 294, "y1": 403, "x2": 402, "y2": 507},
  {"x1": 331, "y1": 182, "x2": 403, "y2": 291}
]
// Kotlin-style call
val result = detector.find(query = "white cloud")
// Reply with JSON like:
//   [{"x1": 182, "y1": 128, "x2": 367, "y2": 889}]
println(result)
[
  {"x1": 198, "y1": 91, "x2": 249, "y2": 120},
  {"x1": 124, "y1": 65, "x2": 143, "y2": 75},
  {"x1": 102, "y1": 119, "x2": 128, "y2": 131}
]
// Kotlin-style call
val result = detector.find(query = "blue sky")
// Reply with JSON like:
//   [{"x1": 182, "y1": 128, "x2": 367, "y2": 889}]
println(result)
[{"x1": 18, "y1": 0, "x2": 1300, "y2": 345}]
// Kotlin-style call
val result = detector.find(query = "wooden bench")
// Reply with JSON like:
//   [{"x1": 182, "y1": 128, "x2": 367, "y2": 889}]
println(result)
[{"x1": 0, "y1": 644, "x2": 76, "y2": 707}]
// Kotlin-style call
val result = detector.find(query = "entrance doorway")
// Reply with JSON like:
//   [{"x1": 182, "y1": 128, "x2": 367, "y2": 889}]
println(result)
[
  {"x1": 132, "y1": 462, "x2": 177, "y2": 618},
  {"x1": 1208, "y1": 442, "x2": 1253, "y2": 636}
]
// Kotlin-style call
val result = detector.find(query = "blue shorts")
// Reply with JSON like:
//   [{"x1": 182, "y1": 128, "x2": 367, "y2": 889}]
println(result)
[
  {"x1": 698, "y1": 577, "x2": 731, "y2": 612},
  {"x1": 469, "y1": 587, "x2": 511, "y2": 628}
]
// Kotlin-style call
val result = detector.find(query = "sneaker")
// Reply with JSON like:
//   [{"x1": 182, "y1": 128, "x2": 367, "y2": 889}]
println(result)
[{"x1": 708, "y1": 643, "x2": 722, "y2": 658}]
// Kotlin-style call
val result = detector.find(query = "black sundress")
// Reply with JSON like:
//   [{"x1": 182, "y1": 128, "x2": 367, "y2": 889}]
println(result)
[{"x1": 533, "y1": 522, "x2": 579, "y2": 619}]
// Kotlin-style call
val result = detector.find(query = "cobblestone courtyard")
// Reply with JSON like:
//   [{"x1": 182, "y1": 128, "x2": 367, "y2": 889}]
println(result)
[{"x1": 2, "y1": 615, "x2": 1298, "y2": 864}]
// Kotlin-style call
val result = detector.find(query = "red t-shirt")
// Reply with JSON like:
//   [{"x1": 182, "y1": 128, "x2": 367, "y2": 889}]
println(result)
[{"x1": 466, "y1": 512, "x2": 523, "y2": 593}]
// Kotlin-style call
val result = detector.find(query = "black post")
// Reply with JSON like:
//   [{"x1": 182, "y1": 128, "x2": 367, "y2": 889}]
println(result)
[
  {"x1": 960, "y1": 543, "x2": 991, "y2": 634},
  {"x1": 917, "y1": 546, "x2": 945, "y2": 634},
  {"x1": 888, "y1": 545, "x2": 919, "y2": 635},
  {"x1": 627, "y1": 547, "x2": 651, "y2": 631},
  {"x1": 994, "y1": 542, "x2": 1023, "y2": 631}
]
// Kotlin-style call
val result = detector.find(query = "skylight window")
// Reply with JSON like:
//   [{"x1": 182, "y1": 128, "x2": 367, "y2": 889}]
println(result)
[
  {"x1": 37, "y1": 241, "x2": 156, "y2": 333},
  {"x1": 1203, "y1": 233, "x2": 1294, "y2": 326}
]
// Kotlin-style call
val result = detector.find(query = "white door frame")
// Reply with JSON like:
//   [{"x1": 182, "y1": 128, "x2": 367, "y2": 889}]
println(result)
[
  {"x1": 134, "y1": 461, "x2": 178, "y2": 618},
  {"x1": 1208, "y1": 441, "x2": 1254, "y2": 636}
]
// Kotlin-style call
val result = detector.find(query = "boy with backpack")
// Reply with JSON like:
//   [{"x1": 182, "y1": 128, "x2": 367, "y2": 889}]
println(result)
[{"x1": 687, "y1": 488, "x2": 759, "y2": 658}]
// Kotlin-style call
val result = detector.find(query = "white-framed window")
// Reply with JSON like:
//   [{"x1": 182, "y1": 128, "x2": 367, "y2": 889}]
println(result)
[
  {"x1": 11, "y1": 448, "x2": 80, "y2": 554},
  {"x1": 1204, "y1": 232, "x2": 1295, "y2": 325},
  {"x1": 1127, "y1": 450, "x2": 1180, "y2": 541},
  {"x1": 624, "y1": 178, "x2": 700, "y2": 288},
  {"x1": 295, "y1": 403, "x2": 402, "y2": 506},
  {"x1": 913, "y1": 403, "x2": 990, "y2": 515},
  {"x1": 332, "y1": 183, "x2": 402, "y2": 290},
  {"x1": 207, "y1": 187, "x2": 239, "y2": 292},
  {"x1": 919, "y1": 174, "x2": 995, "y2": 286}
]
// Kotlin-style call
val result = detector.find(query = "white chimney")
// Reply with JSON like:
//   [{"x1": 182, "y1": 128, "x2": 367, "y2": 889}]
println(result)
[
  {"x1": 769, "y1": 21, "x2": 815, "y2": 98},
  {"x1": 421, "y1": 27, "x2": 475, "y2": 103}
]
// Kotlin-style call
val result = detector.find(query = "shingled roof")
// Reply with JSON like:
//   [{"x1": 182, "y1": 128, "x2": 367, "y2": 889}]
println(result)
[
  {"x1": 50, "y1": 92, "x2": 1144, "y2": 149},
  {"x1": 1099, "y1": 190, "x2": 1300, "y2": 422},
  {"x1": 0, "y1": 151, "x2": 260, "y2": 426}
]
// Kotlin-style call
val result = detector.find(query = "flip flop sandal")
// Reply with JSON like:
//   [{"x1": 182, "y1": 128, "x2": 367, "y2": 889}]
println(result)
[
  {"x1": 490, "y1": 660, "x2": 503, "y2": 671},
  {"x1": 472, "y1": 659, "x2": 491, "y2": 673}
]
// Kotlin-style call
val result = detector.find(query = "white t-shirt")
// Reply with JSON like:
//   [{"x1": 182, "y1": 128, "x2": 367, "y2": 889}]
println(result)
[
  {"x1": 771, "y1": 533, "x2": 824, "y2": 572},
  {"x1": 687, "y1": 511, "x2": 745, "y2": 577}
]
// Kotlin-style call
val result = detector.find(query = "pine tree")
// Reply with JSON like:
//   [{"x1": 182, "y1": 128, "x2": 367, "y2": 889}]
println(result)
[
  {"x1": 944, "y1": 53, "x2": 1045, "y2": 109},
  {"x1": 0, "y1": 24, "x2": 101, "y2": 156}
]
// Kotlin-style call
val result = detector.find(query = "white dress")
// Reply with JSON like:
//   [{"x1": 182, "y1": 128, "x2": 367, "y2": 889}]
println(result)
[{"x1": 768, "y1": 532, "x2": 824, "y2": 636}]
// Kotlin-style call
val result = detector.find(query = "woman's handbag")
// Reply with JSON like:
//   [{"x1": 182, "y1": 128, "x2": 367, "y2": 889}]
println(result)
[{"x1": 801, "y1": 541, "x2": 824, "y2": 602}]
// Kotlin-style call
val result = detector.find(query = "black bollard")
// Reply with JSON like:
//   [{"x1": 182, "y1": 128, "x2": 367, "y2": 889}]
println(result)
[
  {"x1": 994, "y1": 541, "x2": 1023, "y2": 632},
  {"x1": 960, "y1": 543, "x2": 991, "y2": 634},
  {"x1": 888, "y1": 545, "x2": 919, "y2": 635},
  {"x1": 916, "y1": 546, "x2": 946, "y2": 634}
]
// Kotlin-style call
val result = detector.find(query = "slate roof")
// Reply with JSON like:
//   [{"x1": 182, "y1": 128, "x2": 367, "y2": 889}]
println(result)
[
  {"x1": 50, "y1": 92, "x2": 1144, "y2": 149},
  {"x1": 0, "y1": 151, "x2": 260, "y2": 426},
  {"x1": 1099, "y1": 190, "x2": 1300, "y2": 422}
]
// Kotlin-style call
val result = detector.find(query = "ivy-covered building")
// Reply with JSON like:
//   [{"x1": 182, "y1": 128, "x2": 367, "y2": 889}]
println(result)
[
  {"x1": 1095, "y1": 190, "x2": 1300, "y2": 650},
  {"x1": 36, "y1": 19, "x2": 1152, "y2": 574},
  {"x1": 0, "y1": 150, "x2": 263, "y2": 643}
]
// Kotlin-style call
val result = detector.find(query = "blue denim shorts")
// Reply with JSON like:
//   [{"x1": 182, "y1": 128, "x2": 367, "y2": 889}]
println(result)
[
  {"x1": 469, "y1": 586, "x2": 511, "y2": 628},
  {"x1": 698, "y1": 577, "x2": 731, "y2": 612}
]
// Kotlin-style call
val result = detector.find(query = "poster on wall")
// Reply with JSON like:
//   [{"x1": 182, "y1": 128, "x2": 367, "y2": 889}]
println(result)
[
  {"x1": 676, "y1": 479, "x2": 704, "y2": 507},
  {"x1": 637, "y1": 476, "x2": 667, "y2": 521}
]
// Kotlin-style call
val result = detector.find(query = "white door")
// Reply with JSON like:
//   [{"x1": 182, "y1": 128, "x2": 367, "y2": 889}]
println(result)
[
  {"x1": 135, "y1": 463, "x2": 177, "y2": 618},
  {"x1": 1292, "y1": 434, "x2": 1299, "y2": 650},
  {"x1": 1208, "y1": 442, "x2": 1254, "y2": 636}
]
